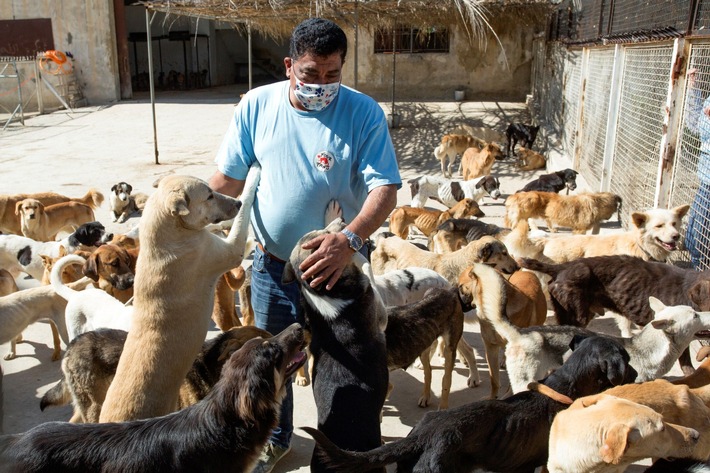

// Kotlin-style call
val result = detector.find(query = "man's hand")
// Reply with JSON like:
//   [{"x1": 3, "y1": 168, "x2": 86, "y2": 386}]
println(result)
[{"x1": 299, "y1": 231, "x2": 354, "y2": 290}]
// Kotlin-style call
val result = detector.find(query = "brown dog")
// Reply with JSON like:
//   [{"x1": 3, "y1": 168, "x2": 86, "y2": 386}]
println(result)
[
  {"x1": 82, "y1": 244, "x2": 139, "y2": 304},
  {"x1": 429, "y1": 218, "x2": 510, "y2": 253},
  {"x1": 39, "y1": 247, "x2": 90, "y2": 286},
  {"x1": 0, "y1": 189, "x2": 104, "y2": 235},
  {"x1": 40, "y1": 325, "x2": 271, "y2": 423},
  {"x1": 211, "y1": 266, "x2": 246, "y2": 331},
  {"x1": 0, "y1": 269, "x2": 18, "y2": 297},
  {"x1": 388, "y1": 198, "x2": 484, "y2": 239},
  {"x1": 516, "y1": 147, "x2": 546, "y2": 171},
  {"x1": 99, "y1": 167, "x2": 259, "y2": 422},
  {"x1": 673, "y1": 347, "x2": 710, "y2": 388},
  {"x1": 457, "y1": 263, "x2": 547, "y2": 398},
  {"x1": 434, "y1": 133, "x2": 486, "y2": 178},
  {"x1": 460, "y1": 142, "x2": 505, "y2": 181},
  {"x1": 504, "y1": 191, "x2": 622, "y2": 234},
  {"x1": 16, "y1": 199, "x2": 97, "y2": 242}
]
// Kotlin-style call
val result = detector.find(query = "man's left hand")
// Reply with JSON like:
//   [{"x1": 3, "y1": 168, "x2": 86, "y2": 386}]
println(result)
[{"x1": 299, "y1": 231, "x2": 354, "y2": 290}]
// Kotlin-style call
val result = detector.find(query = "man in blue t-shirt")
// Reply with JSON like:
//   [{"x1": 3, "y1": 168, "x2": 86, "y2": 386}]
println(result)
[{"x1": 209, "y1": 17, "x2": 401, "y2": 473}]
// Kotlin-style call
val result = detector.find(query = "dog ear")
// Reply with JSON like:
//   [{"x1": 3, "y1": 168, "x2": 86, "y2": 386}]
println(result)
[
  {"x1": 630, "y1": 211, "x2": 649, "y2": 229},
  {"x1": 476, "y1": 242, "x2": 493, "y2": 262},
  {"x1": 600, "y1": 424, "x2": 631, "y2": 464},
  {"x1": 36, "y1": 201, "x2": 45, "y2": 214},
  {"x1": 126, "y1": 183, "x2": 133, "y2": 194},
  {"x1": 167, "y1": 190, "x2": 190, "y2": 216},
  {"x1": 688, "y1": 280, "x2": 710, "y2": 311},
  {"x1": 82, "y1": 253, "x2": 101, "y2": 282},
  {"x1": 475, "y1": 176, "x2": 485, "y2": 189},
  {"x1": 40, "y1": 254, "x2": 52, "y2": 268},
  {"x1": 673, "y1": 204, "x2": 691, "y2": 219},
  {"x1": 603, "y1": 358, "x2": 630, "y2": 386},
  {"x1": 111, "y1": 184, "x2": 118, "y2": 192},
  {"x1": 58, "y1": 245, "x2": 68, "y2": 257},
  {"x1": 650, "y1": 318, "x2": 675, "y2": 331},
  {"x1": 648, "y1": 296, "x2": 666, "y2": 314},
  {"x1": 15, "y1": 201, "x2": 23, "y2": 215},
  {"x1": 569, "y1": 334, "x2": 589, "y2": 351}
]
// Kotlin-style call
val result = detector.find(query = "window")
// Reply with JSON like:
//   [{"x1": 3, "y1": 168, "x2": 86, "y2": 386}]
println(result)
[{"x1": 374, "y1": 26, "x2": 449, "y2": 54}]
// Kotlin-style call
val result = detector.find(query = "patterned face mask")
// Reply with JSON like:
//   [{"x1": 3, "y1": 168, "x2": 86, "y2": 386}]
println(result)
[{"x1": 292, "y1": 80, "x2": 340, "y2": 111}]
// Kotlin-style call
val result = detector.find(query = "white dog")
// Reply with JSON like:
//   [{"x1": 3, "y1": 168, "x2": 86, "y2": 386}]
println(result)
[
  {"x1": 408, "y1": 175, "x2": 501, "y2": 208},
  {"x1": 51, "y1": 254, "x2": 133, "y2": 341}
]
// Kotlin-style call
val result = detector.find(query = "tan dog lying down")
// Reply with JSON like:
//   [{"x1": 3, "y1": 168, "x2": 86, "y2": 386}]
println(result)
[
  {"x1": 504, "y1": 190, "x2": 622, "y2": 234},
  {"x1": 516, "y1": 147, "x2": 546, "y2": 171},
  {"x1": 388, "y1": 198, "x2": 484, "y2": 239},
  {"x1": 547, "y1": 395, "x2": 700, "y2": 473},
  {"x1": 99, "y1": 166, "x2": 260, "y2": 422},
  {"x1": 504, "y1": 204, "x2": 690, "y2": 263},
  {"x1": 457, "y1": 263, "x2": 547, "y2": 399}
]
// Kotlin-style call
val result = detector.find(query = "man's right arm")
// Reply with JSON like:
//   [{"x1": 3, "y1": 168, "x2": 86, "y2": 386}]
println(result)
[{"x1": 209, "y1": 170, "x2": 245, "y2": 199}]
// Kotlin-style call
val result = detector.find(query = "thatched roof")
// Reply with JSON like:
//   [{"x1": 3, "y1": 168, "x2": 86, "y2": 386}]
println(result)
[{"x1": 140, "y1": 0, "x2": 553, "y2": 40}]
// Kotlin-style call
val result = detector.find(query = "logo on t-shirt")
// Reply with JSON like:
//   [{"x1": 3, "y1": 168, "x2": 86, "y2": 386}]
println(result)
[{"x1": 314, "y1": 151, "x2": 335, "y2": 172}]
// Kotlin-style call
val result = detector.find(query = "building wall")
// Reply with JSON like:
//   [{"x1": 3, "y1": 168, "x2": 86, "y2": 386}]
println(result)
[{"x1": 0, "y1": 0, "x2": 121, "y2": 105}]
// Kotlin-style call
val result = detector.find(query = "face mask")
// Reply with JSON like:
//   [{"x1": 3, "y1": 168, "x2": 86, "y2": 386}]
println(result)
[{"x1": 293, "y1": 80, "x2": 340, "y2": 111}]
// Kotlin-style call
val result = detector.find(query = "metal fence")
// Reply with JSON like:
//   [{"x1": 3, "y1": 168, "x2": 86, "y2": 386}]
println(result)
[{"x1": 532, "y1": 36, "x2": 710, "y2": 270}]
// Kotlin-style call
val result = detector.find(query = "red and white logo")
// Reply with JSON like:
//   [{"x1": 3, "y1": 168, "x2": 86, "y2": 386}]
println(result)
[{"x1": 314, "y1": 151, "x2": 335, "y2": 172}]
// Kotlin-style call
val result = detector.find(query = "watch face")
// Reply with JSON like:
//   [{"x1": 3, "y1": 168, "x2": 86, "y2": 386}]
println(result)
[{"x1": 351, "y1": 234, "x2": 363, "y2": 250}]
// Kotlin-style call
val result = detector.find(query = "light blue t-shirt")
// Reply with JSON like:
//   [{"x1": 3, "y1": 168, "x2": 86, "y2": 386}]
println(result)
[{"x1": 215, "y1": 80, "x2": 401, "y2": 260}]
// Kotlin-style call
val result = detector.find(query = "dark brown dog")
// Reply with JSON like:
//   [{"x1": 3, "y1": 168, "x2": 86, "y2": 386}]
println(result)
[
  {"x1": 521, "y1": 255, "x2": 710, "y2": 374},
  {"x1": 40, "y1": 325, "x2": 272, "y2": 423},
  {"x1": 385, "y1": 287, "x2": 469, "y2": 409},
  {"x1": 0, "y1": 323, "x2": 305, "y2": 473},
  {"x1": 517, "y1": 168, "x2": 578, "y2": 194},
  {"x1": 82, "y1": 244, "x2": 139, "y2": 304}
]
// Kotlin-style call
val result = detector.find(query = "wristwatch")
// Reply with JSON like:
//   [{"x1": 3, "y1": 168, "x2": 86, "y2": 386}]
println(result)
[{"x1": 341, "y1": 228, "x2": 364, "y2": 252}]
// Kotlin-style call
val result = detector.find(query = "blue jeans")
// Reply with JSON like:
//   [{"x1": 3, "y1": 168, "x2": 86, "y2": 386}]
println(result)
[
  {"x1": 251, "y1": 244, "x2": 304, "y2": 449},
  {"x1": 687, "y1": 181, "x2": 710, "y2": 270}
]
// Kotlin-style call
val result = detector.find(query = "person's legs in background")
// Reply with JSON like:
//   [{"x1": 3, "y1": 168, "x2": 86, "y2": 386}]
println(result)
[
  {"x1": 687, "y1": 181, "x2": 710, "y2": 271},
  {"x1": 250, "y1": 245, "x2": 303, "y2": 473}
]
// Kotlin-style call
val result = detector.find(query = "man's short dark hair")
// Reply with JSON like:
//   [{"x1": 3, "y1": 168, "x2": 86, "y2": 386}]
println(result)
[{"x1": 290, "y1": 18, "x2": 347, "y2": 62}]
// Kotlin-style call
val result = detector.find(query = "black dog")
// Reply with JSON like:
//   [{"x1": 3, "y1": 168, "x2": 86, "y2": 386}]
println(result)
[
  {"x1": 283, "y1": 219, "x2": 388, "y2": 473},
  {"x1": 506, "y1": 122, "x2": 540, "y2": 156},
  {"x1": 644, "y1": 458, "x2": 710, "y2": 472},
  {"x1": 304, "y1": 335, "x2": 638, "y2": 473},
  {"x1": 516, "y1": 168, "x2": 578, "y2": 194},
  {"x1": 0, "y1": 324, "x2": 306, "y2": 473}
]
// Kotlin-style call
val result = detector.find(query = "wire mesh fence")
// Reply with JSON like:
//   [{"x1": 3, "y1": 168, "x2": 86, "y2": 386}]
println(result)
[
  {"x1": 609, "y1": 46, "x2": 673, "y2": 227},
  {"x1": 562, "y1": 49, "x2": 583, "y2": 159}
]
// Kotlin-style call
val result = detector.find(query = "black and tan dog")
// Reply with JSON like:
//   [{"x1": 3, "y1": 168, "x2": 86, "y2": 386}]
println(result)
[
  {"x1": 40, "y1": 325, "x2": 271, "y2": 423},
  {"x1": 0, "y1": 323, "x2": 306, "y2": 473},
  {"x1": 385, "y1": 287, "x2": 470, "y2": 409},
  {"x1": 283, "y1": 218, "x2": 388, "y2": 473},
  {"x1": 505, "y1": 122, "x2": 540, "y2": 157},
  {"x1": 305, "y1": 335, "x2": 638, "y2": 473}
]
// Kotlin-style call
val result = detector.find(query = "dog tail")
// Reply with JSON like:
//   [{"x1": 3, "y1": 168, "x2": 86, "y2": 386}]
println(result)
[
  {"x1": 615, "y1": 195, "x2": 623, "y2": 224},
  {"x1": 466, "y1": 263, "x2": 523, "y2": 344},
  {"x1": 51, "y1": 254, "x2": 87, "y2": 302},
  {"x1": 518, "y1": 257, "x2": 561, "y2": 277},
  {"x1": 39, "y1": 379, "x2": 71, "y2": 411},
  {"x1": 302, "y1": 426, "x2": 419, "y2": 472},
  {"x1": 78, "y1": 188, "x2": 105, "y2": 209}
]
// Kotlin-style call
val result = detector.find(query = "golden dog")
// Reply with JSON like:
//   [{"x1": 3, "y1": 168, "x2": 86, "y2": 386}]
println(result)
[
  {"x1": 547, "y1": 395, "x2": 699, "y2": 472},
  {"x1": 388, "y1": 198, "x2": 484, "y2": 239},
  {"x1": 211, "y1": 266, "x2": 246, "y2": 331},
  {"x1": 457, "y1": 263, "x2": 547, "y2": 398},
  {"x1": 39, "y1": 247, "x2": 90, "y2": 285},
  {"x1": 0, "y1": 189, "x2": 103, "y2": 235},
  {"x1": 460, "y1": 142, "x2": 505, "y2": 181},
  {"x1": 504, "y1": 191, "x2": 622, "y2": 234},
  {"x1": 16, "y1": 199, "x2": 96, "y2": 242},
  {"x1": 434, "y1": 133, "x2": 486, "y2": 178},
  {"x1": 505, "y1": 205, "x2": 690, "y2": 263},
  {"x1": 516, "y1": 147, "x2": 546, "y2": 171},
  {"x1": 99, "y1": 166, "x2": 260, "y2": 422}
]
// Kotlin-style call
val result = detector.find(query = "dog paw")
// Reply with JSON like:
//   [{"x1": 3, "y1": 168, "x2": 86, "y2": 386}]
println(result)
[
  {"x1": 468, "y1": 377, "x2": 480, "y2": 388},
  {"x1": 418, "y1": 396, "x2": 430, "y2": 408},
  {"x1": 3, "y1": 353, "x2": 15, "y2": 361},
  {"x1": 413, "y1": 359, "x2": 424, "y2": 370},
  {"x1": 295, "y1": 376, "x2": 310, "y2": 387},
  {"x1": 324, "y1": 199, "x2": 343, "y2": 224}
]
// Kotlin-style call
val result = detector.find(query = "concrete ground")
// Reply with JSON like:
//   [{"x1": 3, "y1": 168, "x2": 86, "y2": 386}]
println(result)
[{"x1": 0, "y1": 87, "x2": 695, "y2": 472}]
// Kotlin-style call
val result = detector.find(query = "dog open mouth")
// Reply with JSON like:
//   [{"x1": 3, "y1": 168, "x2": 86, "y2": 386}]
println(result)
[
  {"x1": 656, "y1": 238, "x2": 677, "y2": 251},
  {"x1": 285, "y1": 351, "x2": 307, "y2": 378}
]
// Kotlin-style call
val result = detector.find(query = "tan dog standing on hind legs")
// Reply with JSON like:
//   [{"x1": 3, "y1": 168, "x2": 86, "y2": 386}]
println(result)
[{"x1": 99, "y1": 165, "x2": 261, "y2": 422}]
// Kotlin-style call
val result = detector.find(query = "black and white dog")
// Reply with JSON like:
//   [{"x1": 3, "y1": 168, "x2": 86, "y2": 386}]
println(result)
[
  {"x1": 0, "y1": 222, "x2": 110, "y2": 280},
  {"x1": 505, "y1": 122, "x2": 540, "y2": 157},
  {"x1": 109, "y1": 182, "x2": 148, "y2": 223},
  {"x1": 283, "y1": 218, "x2": 388, "y2": 473},
  {"x1": 408, "y1": 175, "x2": 501, "y2": 208}
]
